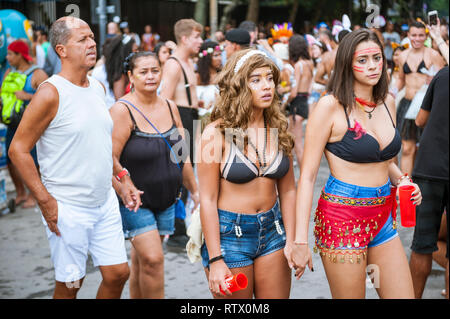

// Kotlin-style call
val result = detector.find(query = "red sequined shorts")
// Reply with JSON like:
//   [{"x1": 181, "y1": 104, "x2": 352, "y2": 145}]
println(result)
[{"x1": 313, "y1": 188, "x2": 397, "y2": 264}]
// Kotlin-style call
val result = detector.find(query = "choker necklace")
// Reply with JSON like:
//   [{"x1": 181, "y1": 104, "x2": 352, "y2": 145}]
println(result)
[
  {"x1": 355, "y1": 97, "x2": 377, "y2": 119},
  {"x1": 355, "y1": 97, "x2": 377, "y2": 108}
]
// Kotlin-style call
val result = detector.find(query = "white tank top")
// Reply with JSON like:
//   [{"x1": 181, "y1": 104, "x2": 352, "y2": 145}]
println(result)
[{"x1": 37, "y1": 74, "x2": 114, "y2": 207}]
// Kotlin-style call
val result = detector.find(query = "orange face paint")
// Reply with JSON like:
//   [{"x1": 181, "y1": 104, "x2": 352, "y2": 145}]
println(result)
[
  {"x1": 354, "y1": 47, "x2": 381, "y2": 57},
  {"x1": 353, "y1": 65, "x2": 365, "y2": 72}
]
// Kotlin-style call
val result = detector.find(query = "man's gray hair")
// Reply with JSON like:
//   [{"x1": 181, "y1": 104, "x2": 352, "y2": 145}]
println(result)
[
  {"x1": 50, "y1": 16, "x2": 89, "y2": 54},
  {"x1": 49, "y1": 18, "x2": 72, "y2": 53}
]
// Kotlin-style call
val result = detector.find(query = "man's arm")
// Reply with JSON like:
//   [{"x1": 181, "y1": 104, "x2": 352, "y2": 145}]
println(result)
[
  {"x1": 430, "y1": 48, "x2": 446, "y2": 72},
  {"x1": 314, "y1": 54, "x2": 329, "y2": 86},
  {"x1": 396, "y1": 50, "x2": 407, "y2": 93},
  {"x1": 159, "y1": 58, "x2": 181, "y2": 101},
  {"x1": 415, "y1": 71, "x2": 436, "y2": 128},
  {"x1": 8, "y1": 82, "x2": 61, "y2": 235},
  {"x1": 415, "y1": 108, "x2": 430, "y2": 128},
  {"x1": 428, "y1": 18, "x2": 449, "y2": 64}
]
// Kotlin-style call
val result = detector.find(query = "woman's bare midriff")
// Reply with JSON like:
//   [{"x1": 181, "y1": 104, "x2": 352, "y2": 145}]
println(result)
[
  {"x1": 404, "y1": 73, "x2": 427, "y2": 100},
  {"x1": 217, "y1": 178, "x2": 279, "y2": 214},
  {"x1": 325, "y1": 151, "x2": 392, "y2": 187}
]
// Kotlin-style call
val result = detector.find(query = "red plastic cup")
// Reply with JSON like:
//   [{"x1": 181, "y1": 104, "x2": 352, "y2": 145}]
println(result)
[
  {"x1": 219, "y1": 273, "x2": 248, "y2": 295},
  {"x1": 399, "y1": 185, "x2": 416, "y2": 227}
]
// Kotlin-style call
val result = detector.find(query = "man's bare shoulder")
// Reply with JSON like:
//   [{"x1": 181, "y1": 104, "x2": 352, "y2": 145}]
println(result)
[
  {"x1": 32, "y1": 82, "x2": 59, "y2": 108},
  {"x1": 163, "y1": 57, "x2": 181, "y2": 71},
  {"x1": 162, "y1": 57, "x2": 182, "y2": 79},
  {"x1": 399, "y1": 48, "x2": 410, "y2": 62}
]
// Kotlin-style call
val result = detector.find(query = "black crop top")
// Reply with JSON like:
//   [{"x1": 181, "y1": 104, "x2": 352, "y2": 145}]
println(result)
[
  {"x1": 325, "y1": 103, "x2": 401, "y2": 163},
  {"x1": 221, "y1": 142, "x2": 290, "y2": 184}
]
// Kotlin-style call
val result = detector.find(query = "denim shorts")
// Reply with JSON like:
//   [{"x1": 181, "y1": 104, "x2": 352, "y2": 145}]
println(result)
[
  {"x1": 324, "y1": 175, "x2": 398, "y2": 248},
  {"x1": 119, "y1": 203, "x2": 175, "y2": 239},
  {"x1": 201, "y1": 201, "x2": 287, "y2": 269}
]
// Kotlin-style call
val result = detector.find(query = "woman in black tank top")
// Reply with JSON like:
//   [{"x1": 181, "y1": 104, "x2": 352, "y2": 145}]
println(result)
[
  {"x1": 290, "y1": 29, "x2": 423, "y2": 299},
  {"x1": 109, "y1": 51, "x2": 199, "y2": 298}
]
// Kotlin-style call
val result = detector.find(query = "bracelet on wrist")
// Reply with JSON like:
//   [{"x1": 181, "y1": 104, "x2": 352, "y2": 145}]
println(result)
[
  {"x1": 396, "y1": 173, "x2": 412, "y2": 186},
  {"x1": 208, "y1": 255, "x2": 224, "y2": 265},
  {"x1": 115, "y1": 168, "x2": 130, "y2": 182},
  {"x1": 294, "y1": 241, "x2": 308, "y2": 245}
]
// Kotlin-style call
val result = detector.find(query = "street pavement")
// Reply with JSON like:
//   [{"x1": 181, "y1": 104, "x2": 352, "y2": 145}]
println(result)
[{"x1": 0, "y1": 156, "x2": 447, "y2": 299}]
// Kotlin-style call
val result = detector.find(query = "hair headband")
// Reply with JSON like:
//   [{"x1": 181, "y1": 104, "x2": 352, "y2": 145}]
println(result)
[{"x1": 234, "y1": 50, "x2": 268, "y2": 74}]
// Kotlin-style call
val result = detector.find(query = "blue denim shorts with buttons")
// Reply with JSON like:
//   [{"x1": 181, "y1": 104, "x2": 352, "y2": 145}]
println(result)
[
  {"x1": 119, "y1": 203, "x2": 175, "y2": 239},
  {"x1": 324, "y1": 175, "x2": 398, "y2": 248},
  {"x1": 201, "y1": 201, "x2": 287, "y2": 269}
]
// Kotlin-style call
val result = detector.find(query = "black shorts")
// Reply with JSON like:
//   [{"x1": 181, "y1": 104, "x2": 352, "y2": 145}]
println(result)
[
  {"x1": 177, "y1": 105, "x2": 198, "y2": 165},
  {"x1": 396, "y1": 98, "x2": 422, "y2": 142},
  {"x1": 410, "y1": 177, "x2": 449, "y2": 257},
  {"x1": 177, "y1": 106, "x2": 198, "y2": 205},
  {"x1": 289, "y1": 93, "x2": 309, "y2": 120}
]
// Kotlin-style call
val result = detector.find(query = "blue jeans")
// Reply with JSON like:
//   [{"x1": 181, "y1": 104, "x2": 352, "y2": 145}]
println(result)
[
  {"x1": 119, "y1": 203, "x2": 175, "y2": 239},
  {"x1": 323, "y1": 175, "x2": 398, "y2": 248},
  {"x1": 201, "y1": 201, "x2": 286, "y2": 268}
]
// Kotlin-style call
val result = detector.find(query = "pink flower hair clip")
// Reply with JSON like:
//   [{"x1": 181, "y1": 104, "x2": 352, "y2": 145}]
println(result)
[{"x1": 198, "y1": 45, "x2": 223, "y2": 58}]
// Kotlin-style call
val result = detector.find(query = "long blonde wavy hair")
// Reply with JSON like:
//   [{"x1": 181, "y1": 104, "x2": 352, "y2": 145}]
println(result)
[{"x1": 210, "y1": 49, "x2": 294, "y2": 155}]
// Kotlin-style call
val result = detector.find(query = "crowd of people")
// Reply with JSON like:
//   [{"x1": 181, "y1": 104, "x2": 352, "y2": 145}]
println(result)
[{"x1": 0, "y1": 9, "x2": 449, "y2": 300}]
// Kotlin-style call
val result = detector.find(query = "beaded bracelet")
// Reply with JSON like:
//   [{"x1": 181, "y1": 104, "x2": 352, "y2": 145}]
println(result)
[{"x1": 208, "y1": 255, "x2": 224, "y2": 265}]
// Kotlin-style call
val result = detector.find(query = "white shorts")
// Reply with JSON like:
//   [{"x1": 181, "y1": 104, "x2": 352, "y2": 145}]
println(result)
[{"x1": 43, "y1": 188, "x2": 128, "y2": 283}]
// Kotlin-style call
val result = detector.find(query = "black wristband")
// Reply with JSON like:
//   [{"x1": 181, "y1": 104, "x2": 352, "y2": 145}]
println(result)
[{"x1": 208, "y1": 255, "x2": 224, "y2": 265}]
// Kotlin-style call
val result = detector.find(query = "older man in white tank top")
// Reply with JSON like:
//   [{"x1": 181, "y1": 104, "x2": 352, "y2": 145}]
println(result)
[{"x1": 8, "y1": 17, "x2": 130, "y2": 299}]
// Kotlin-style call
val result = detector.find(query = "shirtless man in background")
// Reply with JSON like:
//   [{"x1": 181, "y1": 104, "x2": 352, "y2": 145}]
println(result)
[
  {"x1": 314, "y1": 30, "x2": 349, "y2": 86},
  {"x1": 160, "y1": 19, "x2": 203, "y2": 163},
  {"x1": 396, "y1": 21, "x2": 445, "y2": 176},
  {"x1": 160, "y1": 19, "x2": 203, "y2": 247}
]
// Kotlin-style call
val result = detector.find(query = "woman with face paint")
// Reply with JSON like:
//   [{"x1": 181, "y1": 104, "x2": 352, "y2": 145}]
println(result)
[
  {"x1": 290, "y1": 29, "x2": 422, "y2": 298},
  {"x1": 197, "y1": 49, "x2": 296, "y2": 298},
  {"x1": 109, "y1": 51, "x2": 199, "y2": 298}
]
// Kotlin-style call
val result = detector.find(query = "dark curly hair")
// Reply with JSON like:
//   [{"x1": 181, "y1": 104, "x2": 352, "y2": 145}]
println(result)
[{"x1": 197, "y1": 41, "x2": 220, "y2": 85}]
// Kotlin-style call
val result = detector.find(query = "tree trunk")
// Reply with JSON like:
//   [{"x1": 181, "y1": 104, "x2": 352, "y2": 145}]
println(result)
[
  {"x1": 210, "y1": 0, "x2": 218, "y2": 40},
  {"x1": 219, "y1": 0, "x2": 239, "y2": 31},
  {"x1": 194, "y1": 0, "x2": 208, "y2": 27},
  {"x1": 246, "y1": 0, "x2": 259, "y2": 23},
  {"x1": 312, "y1": 0, "x2": 326, "y2": 23},
  {"x1": 289, "y1": 0, "x2": 299, "y2": 24}
]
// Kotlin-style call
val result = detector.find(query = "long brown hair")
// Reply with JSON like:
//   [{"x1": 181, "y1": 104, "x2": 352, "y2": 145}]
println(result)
[
  {"x1": 327, "y1": 29, "x2": 389, "y2": 113},
  {"x1": 210, "y1": 49, "x2": 294, "y2": 155}
]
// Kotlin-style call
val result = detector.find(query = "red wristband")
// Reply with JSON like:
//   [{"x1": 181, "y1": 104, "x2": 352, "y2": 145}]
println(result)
[{"x1": 115, "y1": 168, "x2": 130, "y2": 182}]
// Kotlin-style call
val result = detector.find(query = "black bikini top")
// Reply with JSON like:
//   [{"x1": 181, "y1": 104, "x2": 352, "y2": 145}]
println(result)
[
  {"x1": 325, "y1": 103, "x2": 401, "y2": 163},
  {"x1": 403, "y1": 51, "x2": 428, "y2": 74},
  {"x1": 221, "y1": 142, "x2": 290, "y2": 184}
]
